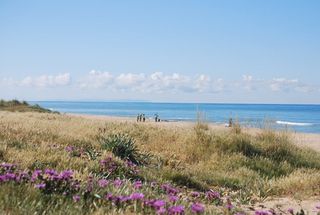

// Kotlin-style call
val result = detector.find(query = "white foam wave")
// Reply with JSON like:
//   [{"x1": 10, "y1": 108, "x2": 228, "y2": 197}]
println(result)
[{"x1": 276, "y1": 121, "x2": 313, "y2": 126}]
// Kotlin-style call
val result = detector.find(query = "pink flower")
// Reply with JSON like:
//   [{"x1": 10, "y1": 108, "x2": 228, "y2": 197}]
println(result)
[
  {"x1": 73, "y1": 195, "x2": 80, "y2": 202},
  {"x1": 191, "y1": 203, "x2": 205, "y2": 213},
  {"x1": 65, "y1": 146, "x2": 74, "y2": 152},
  {"x1": 205, "y1": 190, "x2": 220, "y2": 200},
  {"x1": 161, "y1": 184, "x2": 178, "y2": 195},
  {"x1": 31, "y1": 170, "x2": 42, "y2": 182},
  {"x1": 98, "y1": 179, "x2": 109, "y2": 188},
  {"x1": 153, "y1": 200, "x2": 166, "y2": 209},
  {"x1": 113, "y1": 179, "x2": 122, "y2": 188},
  {"x1": 133, "y1": 180, "x2": 142, "y2": 189},
  {"x1": 168, "y1": 205, "x2": 184, "y2": 215},
  {"x1": 169, "y1": 195, "x2": 179, "y2": 202},
  {"x1": 191, "y1": 191, "x2": 200, "y2": 198},
  {"x1": 157, "y1": 207, "x2": 167, "y2": 214},
  {"x1": 255, "y1": 210, "x2": 269, "y2": 215},
  {"x1": 130, "y1": 193, "x2": 144, "y2": 200},
  {"x1": 35, "y1": 183, "x2": 46, "y2": 189}
]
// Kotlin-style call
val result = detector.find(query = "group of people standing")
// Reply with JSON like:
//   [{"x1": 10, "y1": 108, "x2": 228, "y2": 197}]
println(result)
[
  {"x1": 136, "y1": 113, "x2": 161, "y2": 122},
  {"x1": 136, "y1": 114, "x2": 146, "y2": 122}
]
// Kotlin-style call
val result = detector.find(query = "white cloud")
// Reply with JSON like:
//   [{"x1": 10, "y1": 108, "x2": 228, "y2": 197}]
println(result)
[
  {"x1": 147, "y1": 72, "x2": 192, "y2": 92},
  {"x1": 0, "y1": 77, "x2": 16, "y2": 87},
  {"x1": 240, "y1": 74, "x2": 265, "y2": 91},
  {"x1": 79, "y1": 70, "x2": 113, "y2": 89},
  {"x1": 269, "y1": 78, "x2": 299, "y2": 92},
  {"x1": 115, "y1": 73, "x2": 145, "y2": 89},
  {"x1": 3, "y1": 71, "x2": 317, "y2": 96},
  {"x1": 20, "y1": 73, "x2": 71, "y2": 87},
  {"x1": 242, "y1": 75, "x2": 253, "y2": 82},
  {"x1": 79, "y1": 71, "x2": 226, "y2": 94}
]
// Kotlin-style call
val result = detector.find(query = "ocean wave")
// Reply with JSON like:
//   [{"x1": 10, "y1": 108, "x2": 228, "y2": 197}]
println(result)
[{"x1": 276, "y1": 121, "x2": 313, "y2": 126}]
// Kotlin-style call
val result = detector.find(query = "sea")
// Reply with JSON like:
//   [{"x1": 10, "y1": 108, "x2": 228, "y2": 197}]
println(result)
[{"x1": 31, "y1": 101, "x2": 320, "y2": 134}]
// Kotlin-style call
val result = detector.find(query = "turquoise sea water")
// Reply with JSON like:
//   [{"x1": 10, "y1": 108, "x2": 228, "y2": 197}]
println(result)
[{"x1": 31, "y1": 101, "x2": 320, "y2": 134}]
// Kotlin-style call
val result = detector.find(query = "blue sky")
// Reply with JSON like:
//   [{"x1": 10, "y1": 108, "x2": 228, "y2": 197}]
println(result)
[{"x1": 0, "y1": 0, "x2": 320, "y2": 103}]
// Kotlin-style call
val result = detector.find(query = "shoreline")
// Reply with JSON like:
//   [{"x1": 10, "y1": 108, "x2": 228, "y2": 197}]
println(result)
[{"x1": 67, "y1": 112, "x2": 320, "y2": 152}]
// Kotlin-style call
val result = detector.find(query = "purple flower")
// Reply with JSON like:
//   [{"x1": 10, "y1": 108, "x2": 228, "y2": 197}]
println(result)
[
  {"x1": 113, "y1": 179, "x2": 122, "y2": 188},
  {"x1": 168, "y1": 205, "x2": 184, "y2": 215},
  {"x1": 133, "y1": 180, "x2": 142, "y2": 189},
  {"x1": 65, "y1": 146, "x2": 74, "y2": 152},
  {"x1": 168, "y1": 195, "x2": 179, "y2": 202},
  {"x1": 59, "y1": 170, "x2": 73, "y2": 180},
  {"x1": 157, "y1": 207, "x2": 167, "y2": 214},
  {"x1": 98, "y1": 179, "x2": 109, "y2": 188},
  {"x1": 226, "y1": 198, "x2": 233, "y2": 210},
  {"x1": 1, "y1": 163, "x2": 16, "y2": 170},
  {"x1": 161, "y1": 184, "x2": 179, "y2": 195},
  {"x1": 288, "y1": 208, "x2": 294, "y2": 214},
  {"x1": 44, "y1": 169, "x2": 58, "y2": 176},
  {"x1": 144, "y1": 199, "x2": 156, "y2": 207},
  {"x1": 255, "y1": 210, "x2": 270, "y2": 215},
  {"x1": 226, "y1": 203, "x2": 233, "y2": 210},
  {"x1": 35, "y1": 183, "x2": 46, "y2": 189},
  {"x1": 105, "y1": 193, "x2": 113, "y2": 201},
  {"x1": 119, "y1": 196, "x2": 131, "y2": 202},
  {"x1": 73, "y1": 195, "x2": 80, "y2": 202},
  {"x1": 0, "y1": 175, "x2": 7, "y2": 182},
  {"x1": 15, "y1": 171, "x2": 30, "y2": 182},
  {"x1": 4, "y1": 173, "x2": 16, "y2": 180},
  {"x1": 125, "y1": 160, "x2": 136, "y2": 167},
  {"x1": 191, "y1": 203, "x2": 205, "y2": 213},
  {"x1": 191, "y1": 191, "x2": 200, "y2": 198},
  {"x1": 130, "y1": 193, "x2": 144, "y2": 200},
  {"x1": 153, "y1": 200, "x2": 166, "y2": 209},
  {"x1": 31, "y1": 170, "x2": 42, "y2": 182},
  {"x1": 86, "y1": 176, "x2": 93, "y2": 192},
  {"x1": 205, "y1": 190, "x2": 220, "y2": 200}
]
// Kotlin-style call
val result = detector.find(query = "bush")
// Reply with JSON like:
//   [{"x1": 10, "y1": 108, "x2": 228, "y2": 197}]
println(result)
[{"x1": 100, "y1": 133, "x2": 150, "y2": 165}]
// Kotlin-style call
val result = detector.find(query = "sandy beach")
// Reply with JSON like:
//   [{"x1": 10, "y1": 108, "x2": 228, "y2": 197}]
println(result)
[{"x1": 68, "y1": 113, "x2": 320, "y2": 152}]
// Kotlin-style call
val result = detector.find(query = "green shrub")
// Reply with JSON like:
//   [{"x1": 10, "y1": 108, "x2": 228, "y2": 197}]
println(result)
[{"x1": 100, "y1": 133, "x2": 150, "y2": 165}]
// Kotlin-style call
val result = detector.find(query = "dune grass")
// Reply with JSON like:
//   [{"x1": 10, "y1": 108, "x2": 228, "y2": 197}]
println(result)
[
  {"x1": 0, "y1": 111, "x2": 320, "y2": 214},
  {"x1": 0, "y1": 99, "x2": 56, "y2": 113}
]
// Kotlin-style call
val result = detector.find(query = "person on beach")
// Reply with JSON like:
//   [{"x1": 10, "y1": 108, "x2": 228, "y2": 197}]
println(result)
[
  {"x1": 228, "y1": 118, "x2": 233, "y2": 127},
  {"x1": 142, "y1": 114, "x2": 146, "y2": 122},
  {"x1": 155, "y1": 114, "x2": 158, "y2": 122}
]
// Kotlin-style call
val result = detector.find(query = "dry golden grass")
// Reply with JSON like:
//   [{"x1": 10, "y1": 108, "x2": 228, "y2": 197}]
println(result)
[{"x1": 1, "y1": 111, "x2": 320, "y2": 204}]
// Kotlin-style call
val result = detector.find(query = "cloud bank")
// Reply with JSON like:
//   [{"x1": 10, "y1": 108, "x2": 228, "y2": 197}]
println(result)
[
  {"x1": 1, "y1": 71, "x2": 318, "y2": 96},
  {"x1": 78, "y1": 70, "x2": 227, "y2": 94}
]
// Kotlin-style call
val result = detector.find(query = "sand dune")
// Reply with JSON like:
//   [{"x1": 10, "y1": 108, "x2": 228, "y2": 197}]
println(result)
[{"x1": 68, "y1": 113, "x2": 320, "y2": 152}]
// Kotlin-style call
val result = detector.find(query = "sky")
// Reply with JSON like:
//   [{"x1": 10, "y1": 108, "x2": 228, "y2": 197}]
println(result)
[{"x1": 0, "y1": 0, "x2": 320, "y2": 104}]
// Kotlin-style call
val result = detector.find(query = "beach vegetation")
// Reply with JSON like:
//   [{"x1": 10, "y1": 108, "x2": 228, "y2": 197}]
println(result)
[
  {"x1": 0, "y1": 99, "x2": 57, "y2": 113},
  {"x1": 0, "y1": 111, "x2": 320, "y2": 213}
]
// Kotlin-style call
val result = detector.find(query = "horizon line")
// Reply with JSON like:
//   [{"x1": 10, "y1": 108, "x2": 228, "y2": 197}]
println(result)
[{"x1": 27, "y1": 100, "x2": 320, "y2": 106}]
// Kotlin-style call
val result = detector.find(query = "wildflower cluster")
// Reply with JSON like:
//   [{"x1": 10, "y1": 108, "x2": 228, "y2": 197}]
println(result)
[
  {"x1": 0, "y1": 162, "x2": 243, "y2": 214},
  {"x1": 1, "y1": 163, "x2": 80, "y2": 196},
  {"x1": 98, "y1": 156, "x2": 139, "y2": 179}
]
